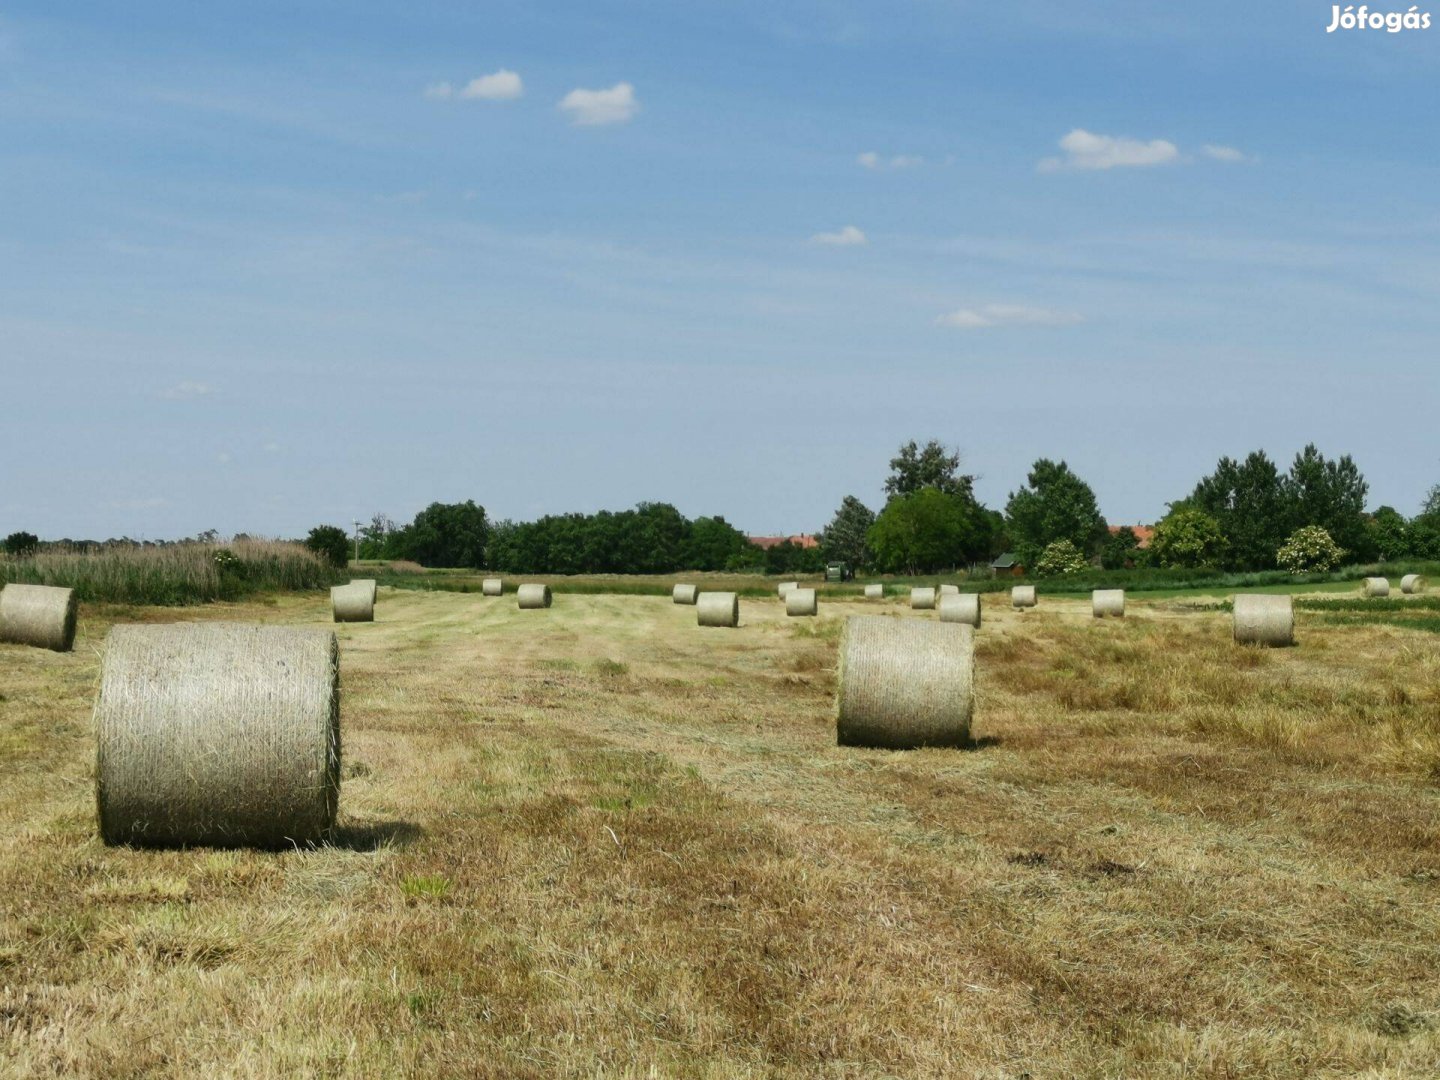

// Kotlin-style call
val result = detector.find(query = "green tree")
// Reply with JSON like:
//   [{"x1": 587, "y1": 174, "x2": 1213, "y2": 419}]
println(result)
[
  {"x1": 3, "y1": 531, "x2": 40, "y2": 557},
  {"x1": 304, "y1": 525, "x2": 351, "y2": 569},
  {"x1": 1034, "y1": 539, "x2": 1089, "y2": 577},
  {"x1": 1367, "y1": 506, "x2": 1411, "y2": 561},
  {"x1": 1100, "y1": 527, "x2": 1142, "y2": 570},
  {"x1": 1149, "y1": 507, "x2": 1227, "y2": 569},
  {"x1": 1004, "y1": 459, "x2": 1107, "y2": 567},
  {"x1": 393, "y1": 501, "x2": 489, "y2": 568},
  {"x1": 867, "y1": 488, "x2": 984, "y2": 574},
  {"x1": 884, "y1": 440, "x2": 975, "y2": 499},
  {"x1": 1276, "y1": 525, "x2": 1345, "y2": 573},
  {"x1": 1188, "y1": 451, "x2": 1288, "y2": 570},
  {"x1": 819, "y1": 496, "x2": 876, "y2": 568},
  {"x1": 682, "y1": 516, "x2": 752, "y2": 571},
  {"x1": 1284, "y1": 444, "x2": 1371, "y2": 560}
]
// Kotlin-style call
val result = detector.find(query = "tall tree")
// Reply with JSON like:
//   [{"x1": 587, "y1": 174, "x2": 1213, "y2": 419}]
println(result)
[
  {"x1": 819, "y1": 496, "x2": 876, "y2": 567},
  {"x1": 884, "y1": 439, "x2": 975, "y2": 499},
  {"x1": 1188, "y1": 451, "x2": 1288, "y2": 570},
  {"x1": 393, "y1": 500, "x2": 489, "y2": 568},
  {"x1": 1284, "y1": 444, "x2": 1370, "y2": 559},
  {"x1": 1004, "y1": 459, "x2": 1107, "y2": 566},
  {"x1": 867, "y1": 488, "x2": 980, "y2": 574}
]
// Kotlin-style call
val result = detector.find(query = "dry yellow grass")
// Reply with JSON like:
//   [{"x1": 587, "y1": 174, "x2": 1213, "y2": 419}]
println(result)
[{"x1": 4, "y1": 590, "x2": 1440, "y2": 1077}]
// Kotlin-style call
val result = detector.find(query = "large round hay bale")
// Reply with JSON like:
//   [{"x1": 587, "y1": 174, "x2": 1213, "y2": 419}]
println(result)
[
  {"x1": 939, "y1": 583, "x2": 960, "y2": 596},
  {"x1": 1363, "y1": 577, "x2": 1390, "y2": 598},
  {"x1": 697, "y1": 591, "x2": 739, "y2": 627},
  {"x1": 94, "y1": 623, "x2": 340, "y2": 848},
  {"x1": 0, "y1": 583, "x2": 78, "y2": 652},
  {"x1": 482, "y1": 577, "x2": 504, "y2": 597},
  {"x1": 777, "y1": 581, "x2": 799, "y2": 598},
  {"x1": 1012, "y1": 585, "x2": 1036, "y2": 609},
  {"x1": 351, "y1": 579, "x2": 378, "y2": 603},
  {"x1": 517, "y1": 583, "x2": 552, "y2": 609},
  {"x1": 938, "y1": 593, "x2": 981, "y2": 628},
  {"x1": 331, "y1": 583, "x2": 374, "y2": 623},
  {"x1": 1233, "y1": 594, "x2": 1294, "y2": 647},
  {"x1": 786, "y1": 588, "x2": 818, "y2": 617},
  {"x1": 672, "y1": 584, "x2": 700, "y2": 605},
  {"x1": 911, "y1": 587, "x2": 937, "y2": 610},
  {"x1": 1092, "y1": 589, "x2": 1125, "y2": 618},
  {"x1": 836, "y1": 616, "x2": 973, "y2": 749},
  {"x1": 864, "y1": 584, "x2": 884, "y2": 600},
  {"x1": 1402, "y1": 574, "x2": 1426, "y2": 595}
]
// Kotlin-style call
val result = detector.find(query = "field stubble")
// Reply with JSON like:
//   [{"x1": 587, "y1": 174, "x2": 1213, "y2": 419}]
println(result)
[{"x1": 2, "y1": 590, "x2": 1440, "y2": 1077}]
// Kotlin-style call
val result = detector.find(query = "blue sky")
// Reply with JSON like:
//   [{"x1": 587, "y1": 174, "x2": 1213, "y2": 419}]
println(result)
[{"x1": 2, "y1": 1, "x2": 1437, "y2": 540}]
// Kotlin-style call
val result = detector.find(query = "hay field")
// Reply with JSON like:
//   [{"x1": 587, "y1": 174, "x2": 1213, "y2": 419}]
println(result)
[{"x1": 4, "y1": 589, "x2": 1440, "y2": 1077}]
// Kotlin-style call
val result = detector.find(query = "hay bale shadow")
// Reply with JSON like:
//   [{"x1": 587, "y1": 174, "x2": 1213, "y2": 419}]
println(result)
[{"x1": 329, "y1": 820, "x2": 425, "y2": 852}]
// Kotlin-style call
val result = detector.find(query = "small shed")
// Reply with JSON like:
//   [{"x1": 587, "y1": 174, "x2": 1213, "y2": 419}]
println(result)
[{"x1": 990, "y1": 552, "x2": 1025, "y2": 578}]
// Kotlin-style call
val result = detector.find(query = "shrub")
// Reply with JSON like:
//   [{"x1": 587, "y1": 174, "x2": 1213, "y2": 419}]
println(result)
[
  {"x1": 3, "y1": 531, "x2": 39, "y2": 557},
  {"x1": 1276, "y1": 525, "x2": 1345, "y2": 574},
  {"x1": 1034, "y1": 539, "x2": 1089, "y2": 577},
  {"x1": 305, "y1": 526, "x2": 351, "y2": 569}
]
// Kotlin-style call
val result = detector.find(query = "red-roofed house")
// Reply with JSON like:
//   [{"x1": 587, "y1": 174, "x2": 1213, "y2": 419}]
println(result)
[{"x1": 747, "y1": 534, "x2": 820, "y2": 551}]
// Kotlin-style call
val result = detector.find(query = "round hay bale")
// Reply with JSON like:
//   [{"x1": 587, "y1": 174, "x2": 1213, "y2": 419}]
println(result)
[
  {"x1": 94, "y1": 623, "x2": 340, "y2": 848},
  {"x1": 938, "y1": 593, "x2": 981, "y2": 628},
  {"x1": 697, "y1": 591, "x2": 739, "y2": 628},
  {"x1": 836, "y1": 615, "x2": 973, "y2": 749},
  {"x1": 1363, "y1": 577, "x2": 1390, "y2": 598},
  {"x1": 482, "y1": 577, "x2": 504, "y2": 597},
  {"x1": 1233, "y1": 594, "x2": 1294, "y2": 647},
  {"x1": 1092, "y1": 589, "x2": 1125, "y2": 618},
  {"x1": 331, "y1": 583, "x2": 374, "y2": 623},
  {"x1": 786, "y1": 588, "x2": 818, "y2": 617},
  {"x1": 672, "y1": 583, "x2": 700, "y2": 605},
  {"x1": 939, "y1": 584, "x2": 960, "y2": 596},
  {"x1": 0, "y1": 583, "x2": 78, "y2": 652},
  {"x1": 351, "y1": 579, "x2": 377, "y2": 603},
  {"x1": 1402, "y1": 574, "x2": 1426, "y2": 595},
  {"x1": 864, "y1": 584, "x2": 884, "y2": 600},
  {"x1": 777, "y1": 581, "x2": 799, "y2": 598},
  {"x1": 1012, "y1": 585, "x2": 1037, "y2": 609},
  {"x1": 517, "y1": 583, "x2": 553, "y2": 609},
  {"x1": 911, "y1": 587, "x2": 937, "y2": 610}
]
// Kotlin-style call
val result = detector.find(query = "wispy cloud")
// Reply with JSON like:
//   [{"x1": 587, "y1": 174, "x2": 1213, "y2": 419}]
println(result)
[
  {"x1": 811, "y1": 225, "x2": 867, "y2": 247},
  {"x1": 1202, "y1": 143, "x2": 1247, "y2": 163},
  {"x1": 558, "y1": 82, "x2": 638, "y2": 126},
  {"x1": 858, "y1": 151, "x2": 923, "y2": 170},
  {"x1": 160, "y1": 380, "x2": 215, "y2": 400},
  {"x1": 426, "y1": 69, "x2": 523, "y2": 102},
  {"x1": 1039, "y1": 128, "x2": 1179, "y2": 172},
  {"x1": 936, "y1": 304, "x2": 1083, "y2": 328}
]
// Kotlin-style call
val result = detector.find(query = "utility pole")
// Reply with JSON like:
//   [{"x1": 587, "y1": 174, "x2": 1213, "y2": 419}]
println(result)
[{"x1": 353, "y1": 520, "x2": 361, "y2": 564}]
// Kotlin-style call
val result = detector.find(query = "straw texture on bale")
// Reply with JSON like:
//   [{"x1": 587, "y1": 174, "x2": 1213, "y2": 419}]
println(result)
[
  {"x1": 938, "y1": 592, "x2": 981, "y2": 628},
  {"x1": 778, "y1": 581, "x2": 799, "y2": 598},
  {"x1": 786, "y1": 587, "x2": 818, "y2": 617},
  {"x1": 482, "y1": 577, "x2": 504, "y2": 597},
  {"x1": 1364, "y1": 577, "x2": 1390, "y2": 598},
  {"x1": 1012, "y1": 585, "x2": 1037, "y2": 609},
  {"x1": 672, "y1": 583, "x2": 700, "y2": 605},
  {"x1": 0, "y1": 583, "x2": 78, "y2": 652},
  {"x1": 1092, "y1": 589, "x2": 1125, "y2": 618},
  {"x1": 1402, "y1": 574, "x2": 1426, "y2": 595},
  {"x1": 939, "y1": 584, "x2": 960, "y2": 596},
  {"x1": 351, "y1": 579, "x2": 378, "y2": 603},
  {"x1": 517, "y1": 583, "x2": 553, "y2": 609},
  {"x1": 1233, "y1": 593, "x2": 1295, "y2": 647},
  {"x1": 94, "y1": 623, "x2": 340, "y2": 848},
  {"x1": 331, "y1": 583, "x2": 374, "y2": 623},
  {"x1": 911, "y1": 587, "x2": 937, "y2": 610},
  {"x1": 697, "y1": 591, "x2": 740, "y2": 628},
  {"x1": 836, "y1": 616, "x2": 973, "y2": 749},
  {"x1": 864, "y1": 584, "x2": 884, "y2": 599}
]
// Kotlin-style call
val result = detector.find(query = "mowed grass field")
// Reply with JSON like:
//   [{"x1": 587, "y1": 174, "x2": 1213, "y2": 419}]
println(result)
[{"x1": 5, "y1": 589, "x2": 1440, "y2": 1077}]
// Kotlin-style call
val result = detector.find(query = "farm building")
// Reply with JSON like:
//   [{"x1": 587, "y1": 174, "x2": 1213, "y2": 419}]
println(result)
[{"x1": 990, "y1": 552, "x2": 1025, "y2": 577}]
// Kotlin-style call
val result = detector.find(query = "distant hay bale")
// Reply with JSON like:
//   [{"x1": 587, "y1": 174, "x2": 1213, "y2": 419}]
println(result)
[
  {"x1": 1012, "y1": 585, "x2": 1037, "y2": 609},
  {"x1": 1402, "y1": 574, "x2": 1426, "y2": 595},
  {"x1": 350, "y1": 579, "x2": 377, "y2": 604},
  {"x1": 786, "y1": 587, "x2": 818, "y2": 617},
  {"x1": 0, "y1": 583, "x2": 78, "y2": 652},
  {"x1": 517, "y1": 584, "x2": 553, "y2": 609},
  {"x1": 1233, "y1": 594, "x2": 1294, "y2": 647},
  {"x1": 938, "y1": 593, "x2": 981, "y2": 628},
  {"x1": 836, "y1": 616, "x2": 973, "y2": 749},
  {"x1": 864, "y1": 584, "x2": 884, "y2": 599},
  {"x1": 1364, "y1": 577, "x2": 1391, "y2": 598},
  {"x1": 939, "y1": 584, "x2": 960, "y2": 596},
  {"x1": 778, "y1": 581, "x2": 799, "y2": 598},
  {"x1": 1092, "y1": 589, "x2": 1125, "y2": 618},
  {"x1": 94, "y1": 623, "x2": 340, "y2": 848},
  {"x1": 911, "y1": 587, "x2": 937, "y2": 610},
  {"x1": 672, "y1": 583, "x2": 700, "y2": 605},
  {"x1": 698, "y1": 591, "x2": 740, "y2": 627},
  {"x1": 331, "y1": 583, "x2": 374, "y2": 623},
  {"x1": 482, "y1": 577, "x2": 504, "y2": 597}
]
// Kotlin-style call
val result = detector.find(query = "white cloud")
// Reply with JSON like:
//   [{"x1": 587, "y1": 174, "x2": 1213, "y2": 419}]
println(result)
[
  {"x1": 160, "y1": 380, "x2": 215, "y2": 400},
  {"x1": 424, "y1": 82, "x2": 454, "y2": 100},
  {"x1": 1039, "y1": 128, "x2": 1179, "y2": 172},
  {"x1": 216, "y1": 451, "x2": 232, "y2": 465},
  {"x1": 811, "y1": 225, "x2": 867, "y2": 246},
  {"x1": 1202, "y1": 143, "x2": 1246, "y2": 163},
  {"x1": 936, "y1": 304, "x2": 1083, "y2": 328},
  {"x1": 857, "y1": 151, "x2": 923, "y2": 170},
  {"x1": 460, "y1": 69, "x2": 523, "y2": 101},
  {"x1": 558, "y1": 82, "x2": 638, "y2": 126}
]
